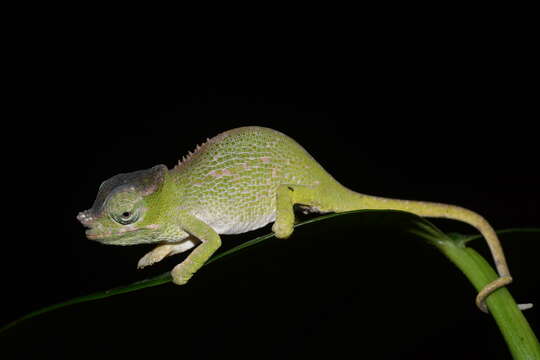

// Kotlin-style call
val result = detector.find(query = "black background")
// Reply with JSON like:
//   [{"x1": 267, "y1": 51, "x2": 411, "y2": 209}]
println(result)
[{"x1": 2, "y1": 19, "x2": 539, "y2": 360}]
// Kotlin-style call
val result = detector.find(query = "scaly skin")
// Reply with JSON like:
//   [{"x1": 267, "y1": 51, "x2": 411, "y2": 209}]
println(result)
[{"x1": 77, "y1": 126, "x2": 514, "y2": 312}]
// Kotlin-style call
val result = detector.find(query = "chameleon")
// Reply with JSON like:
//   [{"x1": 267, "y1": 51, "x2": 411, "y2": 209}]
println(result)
[{"x1": 77, "y1": 126, "x2": 519, "y2": 313}]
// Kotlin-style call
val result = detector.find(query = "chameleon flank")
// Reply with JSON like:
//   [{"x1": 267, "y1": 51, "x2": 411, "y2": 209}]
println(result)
[{"x1": 77, "y1": 126, "x2": 518, "y2": 313}]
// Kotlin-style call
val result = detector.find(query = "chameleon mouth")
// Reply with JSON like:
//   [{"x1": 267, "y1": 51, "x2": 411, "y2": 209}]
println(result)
[
  {"x1": 85, "y1": 228, "x2": 137, "y2": 241},
  {"x1": 84, "y1": 225, "x2": 160, "y2": 245},
  {"x1": 85, "y1": 230, "x2": 105, "y2": 240}
]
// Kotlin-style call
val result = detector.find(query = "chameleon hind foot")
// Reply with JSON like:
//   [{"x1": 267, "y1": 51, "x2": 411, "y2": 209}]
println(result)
[
  {"x1": 273, "y1": 184, "x2": 329, "y2": 239},
  {"x1": 272, "y1": 185, "x2": 297, "y2": 239}
]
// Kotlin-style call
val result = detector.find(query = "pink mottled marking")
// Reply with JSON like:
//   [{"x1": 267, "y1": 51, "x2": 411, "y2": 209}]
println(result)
[{"x1": 208, "y1": 169, "x2": 233, "y2": 178}]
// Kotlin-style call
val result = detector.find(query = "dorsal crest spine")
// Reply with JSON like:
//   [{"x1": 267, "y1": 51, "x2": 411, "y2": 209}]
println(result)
[{"x1": 177, "y1": 137, "x2": 211, "y2": 167}]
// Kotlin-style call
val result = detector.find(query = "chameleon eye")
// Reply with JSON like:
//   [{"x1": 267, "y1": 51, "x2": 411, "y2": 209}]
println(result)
[{"x1": 113, "y1": 209, "x2": 139, "y2": 225}]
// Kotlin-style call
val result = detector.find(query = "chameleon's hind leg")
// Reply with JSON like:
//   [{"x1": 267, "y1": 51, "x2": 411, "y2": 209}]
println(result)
[{"x1": 272, "y1": 184, "x2": 330, "y2": 239}]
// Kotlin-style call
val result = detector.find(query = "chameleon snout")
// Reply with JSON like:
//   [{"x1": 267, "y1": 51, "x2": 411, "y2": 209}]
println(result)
[
  {"x1": 77, "y1": 211, "x2": 103, "y2": 240},
  {"x1": 77, "y1": 210, "x2": 95, "y2": 227}
]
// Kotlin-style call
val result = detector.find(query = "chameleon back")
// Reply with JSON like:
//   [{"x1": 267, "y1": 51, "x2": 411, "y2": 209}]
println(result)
[{"x1": 171, "y1": 126, "x2": 336, "y2": 234}]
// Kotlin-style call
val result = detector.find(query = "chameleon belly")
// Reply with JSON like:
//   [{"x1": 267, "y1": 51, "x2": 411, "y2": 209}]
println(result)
[{"x1": 171, "y1": 127, "x2": 334, "y2": 234}]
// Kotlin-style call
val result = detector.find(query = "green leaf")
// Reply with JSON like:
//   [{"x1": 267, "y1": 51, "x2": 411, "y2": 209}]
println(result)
[
  {"x1": 2, "y1": 210, "x2": 539, "y2": 359},
  {"x1": 453, "y1": 228, "x2": 540, "y2": 245}
]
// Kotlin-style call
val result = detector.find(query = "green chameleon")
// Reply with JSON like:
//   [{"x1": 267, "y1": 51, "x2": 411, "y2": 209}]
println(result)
[{"x1": 77, "y1": 126, "x2": 514, "y2": 313}]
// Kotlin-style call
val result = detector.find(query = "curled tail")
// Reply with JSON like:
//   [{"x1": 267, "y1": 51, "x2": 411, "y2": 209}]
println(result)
[{"x1": 333, "y1": 188, "x2": 517, "y2": 312}]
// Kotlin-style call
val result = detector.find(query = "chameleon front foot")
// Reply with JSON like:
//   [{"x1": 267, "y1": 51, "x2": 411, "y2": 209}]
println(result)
[
  {"x1": 171, "y1": 261, "x2": 197, "y2": 285},
  {"x1": 138, "y1": 245, "x2": 175, "y2": 269},
  {"x1": 137, "y1": 241, "x2": 198, "y2": 269}
]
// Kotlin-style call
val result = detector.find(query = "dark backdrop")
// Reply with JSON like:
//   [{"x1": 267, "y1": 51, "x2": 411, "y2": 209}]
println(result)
[{"x1": 2, "y1": 42, "x2": 538, "y2": 359}]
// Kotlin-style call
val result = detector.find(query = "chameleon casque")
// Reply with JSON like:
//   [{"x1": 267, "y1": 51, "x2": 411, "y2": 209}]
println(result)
[{"x1": 77, "y1": 126, "x2": 516, "y2": 312}]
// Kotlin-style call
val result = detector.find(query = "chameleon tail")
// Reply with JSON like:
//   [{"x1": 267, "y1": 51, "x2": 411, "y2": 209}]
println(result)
[{"x1": 334, "y1": 188, "x2": 524, "y2": 313}]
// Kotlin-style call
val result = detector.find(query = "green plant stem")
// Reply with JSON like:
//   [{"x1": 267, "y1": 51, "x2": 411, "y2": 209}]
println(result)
[
  {"x1": 462, "y1": 248, "x2": 539, "y2": 359},
  {"x1": 413, "y1": 222, "x2": 540, "y2": 359}
]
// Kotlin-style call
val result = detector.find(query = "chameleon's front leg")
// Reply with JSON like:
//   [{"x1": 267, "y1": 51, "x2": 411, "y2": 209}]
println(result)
[
  {"x1": 170, "y1": 212, "x2": 222, "y2": 285},
  {"x1": 137, "y1": 237, "x2": 199, "y2": 269}
]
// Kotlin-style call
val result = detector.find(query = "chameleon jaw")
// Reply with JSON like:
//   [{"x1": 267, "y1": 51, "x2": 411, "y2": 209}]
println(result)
[{"x1": 85, "y1": 224, "x2": 161, "y2": 245}]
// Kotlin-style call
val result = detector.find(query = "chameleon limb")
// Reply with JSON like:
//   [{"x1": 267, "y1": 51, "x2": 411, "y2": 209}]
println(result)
[
  {"x1": 273, "y1": 184, "x2": 323, "y2": 238},
  {"x1": 171, "y1": 212, "x2": 222, "y2": 285},
  {"x1": 138, "y1": 238, "x2": 199, "y2": 269}
]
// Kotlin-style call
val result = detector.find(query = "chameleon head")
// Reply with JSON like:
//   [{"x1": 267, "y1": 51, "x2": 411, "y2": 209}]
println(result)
[{"x1": 77, "y1": 165, "x2": 168, "y2": 245}]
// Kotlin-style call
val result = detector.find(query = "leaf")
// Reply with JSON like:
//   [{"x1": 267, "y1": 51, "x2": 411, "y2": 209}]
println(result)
[
  {"x1": 452, "y1": 228, "x2": 540, "y2": 245},
  {"x1": 2, "y1": 209, "x2": 539, "y2": 355}
]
